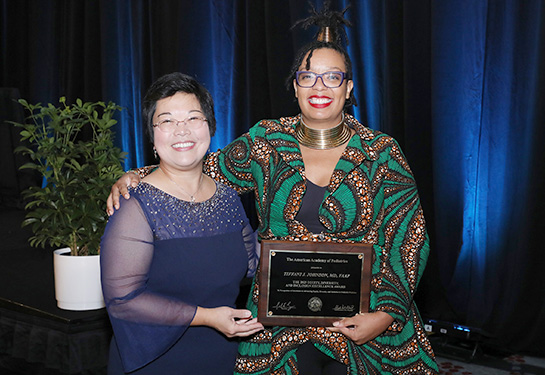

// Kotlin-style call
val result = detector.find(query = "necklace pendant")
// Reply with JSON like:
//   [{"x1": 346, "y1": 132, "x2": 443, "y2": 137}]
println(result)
[{"x1": 158, "y1": 167, "x2": 205, "y2": 204}]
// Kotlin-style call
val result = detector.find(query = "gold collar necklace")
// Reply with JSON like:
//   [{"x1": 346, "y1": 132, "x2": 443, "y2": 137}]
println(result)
[{"x1": 295, "y1": 113, "x2": 351, "y2": 150}]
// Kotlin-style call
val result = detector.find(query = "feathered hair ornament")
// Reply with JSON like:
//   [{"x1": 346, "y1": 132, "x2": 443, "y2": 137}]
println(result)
[{"x1": 291, "y1": 0, "x2": 352, "y2": 45}]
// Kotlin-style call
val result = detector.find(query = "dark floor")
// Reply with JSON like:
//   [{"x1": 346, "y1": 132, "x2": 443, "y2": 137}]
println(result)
[{"x1": 0, "y1": 206, "x2": 110, "y2": 375}]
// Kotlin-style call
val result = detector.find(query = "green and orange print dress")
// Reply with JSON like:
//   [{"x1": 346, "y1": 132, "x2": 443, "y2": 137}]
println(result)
[{"x1": 204, "y1": 113, "x2": 438, "y2": 374}]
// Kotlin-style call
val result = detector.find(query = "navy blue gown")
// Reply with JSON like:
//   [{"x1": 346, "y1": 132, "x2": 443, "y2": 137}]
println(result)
[{"x1": 100, "y1": 182, "x2": 257, "y2": 374}]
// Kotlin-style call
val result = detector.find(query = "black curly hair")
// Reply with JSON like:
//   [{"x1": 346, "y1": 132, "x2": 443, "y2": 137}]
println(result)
[{"x1": 286, "y1": 1, "x2": 357, "y2": 107}]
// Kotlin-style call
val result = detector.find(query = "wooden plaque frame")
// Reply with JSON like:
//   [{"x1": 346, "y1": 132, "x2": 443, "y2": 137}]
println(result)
[{"x1": 258, "y1": 240, "x2": 373, "y2": 326}]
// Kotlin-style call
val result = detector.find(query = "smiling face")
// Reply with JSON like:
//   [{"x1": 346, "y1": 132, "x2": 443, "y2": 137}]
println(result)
[
  {"x1": 293, "y1": 48, "x2": 354, "y2": 129},
  {"x1": 153, "y1": 92, "x2": 210, "y2": 172}
]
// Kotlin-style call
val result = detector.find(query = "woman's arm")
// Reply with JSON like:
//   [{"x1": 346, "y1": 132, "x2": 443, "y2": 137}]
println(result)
[
  {"x1": 330, "y1": 137, "x2": 430, "y2": 345},
  {"x1": 371, "y1": 139, "x2": 430, "y2": 327},
  {"x1": 101, "y1": 196, "x2": 196, "y2": 325}
]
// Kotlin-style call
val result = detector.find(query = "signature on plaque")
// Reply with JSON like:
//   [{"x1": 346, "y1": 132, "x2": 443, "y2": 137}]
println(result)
[
  {"x1": 333, "y1": 304, "x2": 355, "y2": 312},
  {"x1": 272, "y1": 301, "x2": 296, "y2": 311}
]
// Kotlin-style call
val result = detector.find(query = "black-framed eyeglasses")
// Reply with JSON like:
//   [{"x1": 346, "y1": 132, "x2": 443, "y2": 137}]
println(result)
[
  {"x1": 153, "y1": 116, "x2": 208, "y2": 133},
  {"x1": 295, "y1": 71, "x2": 346, "y2": 88}
]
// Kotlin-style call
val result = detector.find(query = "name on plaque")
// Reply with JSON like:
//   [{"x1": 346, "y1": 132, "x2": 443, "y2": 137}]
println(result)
[{"x1": 258, "y1": 240, "x2": 373, "y2": 326}]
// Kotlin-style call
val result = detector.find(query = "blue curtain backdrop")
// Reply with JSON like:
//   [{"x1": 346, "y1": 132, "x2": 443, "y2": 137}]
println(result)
[
  {"x1": 430, "y1": 0, "x2": 545, "y2": 349},
  {"x1": 1, "y1": 0, "x2": 544, "y2": 354}
]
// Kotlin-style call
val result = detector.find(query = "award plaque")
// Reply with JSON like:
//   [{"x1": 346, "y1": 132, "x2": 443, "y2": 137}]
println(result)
[{"x1": 258, "y1": 240, "x2": 373, "y2": 326}]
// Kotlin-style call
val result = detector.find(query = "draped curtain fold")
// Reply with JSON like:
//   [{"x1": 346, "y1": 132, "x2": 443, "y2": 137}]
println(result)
[
  {"x1": 1, "y1": 0, "x2": 544, "y2": 354},
  {"x1": 431, "y1": 0, "x2": 545, "y2": 350}
]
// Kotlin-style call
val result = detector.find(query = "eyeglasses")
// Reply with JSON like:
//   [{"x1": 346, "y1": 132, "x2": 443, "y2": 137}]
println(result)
[
  {"x1": 153, "y1": 116, "x2": 208, "y2": 133},
  {"x1": 295, "y1": 71, "x2": 346, "y2": 88}
]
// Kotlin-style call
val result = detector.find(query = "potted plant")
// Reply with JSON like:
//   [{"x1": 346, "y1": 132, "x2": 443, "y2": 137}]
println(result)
[{"x1": 11, "y1": 97, "x2": 126, "y2": 310}]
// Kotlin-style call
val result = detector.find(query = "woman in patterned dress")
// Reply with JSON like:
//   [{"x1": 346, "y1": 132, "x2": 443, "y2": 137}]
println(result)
[{"x1": 107, "y1": 5, "x2": 438, "y2": 375}]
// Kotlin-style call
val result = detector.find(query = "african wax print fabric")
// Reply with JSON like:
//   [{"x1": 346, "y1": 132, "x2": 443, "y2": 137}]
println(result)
[{"x1": 204, "y1": 113, "x2": 439, "y2": 374}]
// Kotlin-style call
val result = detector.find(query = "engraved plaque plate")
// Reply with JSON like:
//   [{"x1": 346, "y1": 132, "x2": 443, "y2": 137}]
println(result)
[{"x1": 258, "y1": 240, "x2": 373, "y2": 326}]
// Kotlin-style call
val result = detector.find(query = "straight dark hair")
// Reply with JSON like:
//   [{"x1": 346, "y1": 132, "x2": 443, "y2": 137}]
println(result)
[{"x1": 142, "y1": 72, "x2": 216, "y2": 143}]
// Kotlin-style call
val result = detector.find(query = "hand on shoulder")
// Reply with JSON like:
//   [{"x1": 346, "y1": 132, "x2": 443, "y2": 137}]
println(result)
[{"x1": 106, "y1": 172, "x2": 141, "y2": 215}]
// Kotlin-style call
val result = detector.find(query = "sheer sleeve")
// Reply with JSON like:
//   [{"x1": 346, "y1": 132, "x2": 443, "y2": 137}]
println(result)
[
  {"x1": 242, "y1": 222, "x2": 259, "y2": 278},
  {"x1": 100, "y1": 195, "x2": 196, "y2": 372}
]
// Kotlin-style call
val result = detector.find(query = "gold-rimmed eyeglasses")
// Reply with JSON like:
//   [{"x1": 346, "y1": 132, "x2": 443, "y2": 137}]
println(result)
[{"x1": 153, "y1": 116, "x2": 208, "y2": 133}]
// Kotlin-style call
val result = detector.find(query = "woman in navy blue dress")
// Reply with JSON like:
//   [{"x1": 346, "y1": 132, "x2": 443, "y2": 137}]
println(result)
[{"x1": 100, "y1": 72, "x2": 264, "y2": 374}]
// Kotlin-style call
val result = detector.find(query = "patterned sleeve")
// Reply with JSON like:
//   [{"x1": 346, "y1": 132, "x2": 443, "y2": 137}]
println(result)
[
  {"x1": 131, "y1": 124, "x2": 261, "y2": 192},
  {"x1": 372, "y1": 138, "x2": 430, "y2": 330},
  {"x1": 204, "y1": 131, "x2": 258, "y2": 194},
  {"x1": 131, "y1": 165, "x2": 157, "y2": 178}
]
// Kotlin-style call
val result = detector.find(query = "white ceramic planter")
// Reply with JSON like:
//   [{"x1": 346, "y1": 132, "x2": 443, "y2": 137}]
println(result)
[{"x1": 53, "y1": 248, "x2": 105, "y2": 311}]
